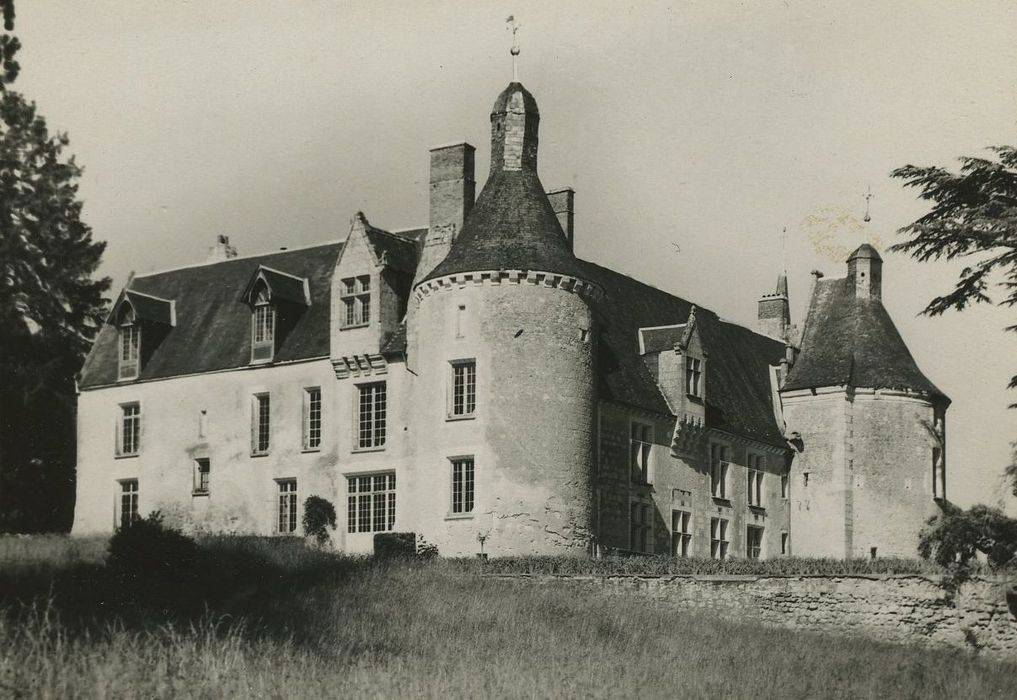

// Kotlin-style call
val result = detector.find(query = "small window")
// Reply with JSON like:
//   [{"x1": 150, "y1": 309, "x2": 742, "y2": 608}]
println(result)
[
  {"x1": 747, "y1": 454, "x2": 764, "y2": 507},
  {"x1": 781, "y1": 472, "x2": 789, "y2": 500},
  {"x1": 710, "y1": 444, "x2": 729, "y2": 499},
  {"x1": 747, "y1": 526, "x2": 764, "y2": 559},
  {"x1": 685, "y1": 356, "x2": 702, "y2": 397},
  {"x1": 455, "y1": 304, "x2": 466, "y2": 338},
  {"x1": 450, "y1": 360, "x2": 476, "y2": 418},
  {"x1": 671, "y1": 510, "x2": 692, "y2": 557},
  {"x1": 451, "y1": 457, "x2": 475, "y2": 514},
  {"x1": 303, "y1": 387, "x2": 322, "y2": 450},
  {"x1": 118, "y1": 479, "x2": 139, "y2": 530},
  {"x1": 252, "y1": 393, "x2": 271, "y2": 455},
  {"x1": 117, "y1": 402, "x2": 141, "y2": 457},
  {"x1": 630, "y1": 501, "x2": 653, "y2": 553},
  {"x1": 710, "y1": 517, "x2": 729, "y2": 560},
  {"x1": 356, "y1": 383, "x2": 386, "y2": 450},
  {"x1": 630, "y1": 422, "x2": 653, "y2": 484},
  {"x1": 193, "y1": 458, "x2": 210, "y2": 495},
  {"x1": 932, "y1": 447, "x2": 945, "y2": 500},
  {"x1": 251, "y1": 287, "x2": 275, "y2": 363},
  {"x1": 340, "y1": 275, "x2": 371, "y2": 328},
  {"x1": 781, "y1": 532, "x2": 789, "y2": 555},
  {"x1": 346, "y1": 473, "x2": 396, "y2": 533},
  {"x1": 118, "y1": 322, "x2": 141, "y2": 380},
  {"x1": 277, "y1": 479, "x2": 298, "y2": 534}
]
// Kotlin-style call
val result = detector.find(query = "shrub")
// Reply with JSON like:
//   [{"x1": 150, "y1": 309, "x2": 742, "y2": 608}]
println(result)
[
  {"x1": 416, "y1": 535, "x2": 439, "y2": 559},
  {"x1": 106, "y1": 511, "x2": 197, "y2": 583},
  {"x1": 302, "y1": 496, "x2": 337, "y2": 546},
  {"x1": 918, "y1": 503, "x2": 1017, "y2": 568},
  {"x1": 374, "y1": 532, "x2": 416, "y2": 558}
]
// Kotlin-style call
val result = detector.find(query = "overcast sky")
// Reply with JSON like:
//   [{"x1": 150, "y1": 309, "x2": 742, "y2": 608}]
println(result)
[{"x1": 14, "y1": 1, "x2": 1017, "y2": 508}]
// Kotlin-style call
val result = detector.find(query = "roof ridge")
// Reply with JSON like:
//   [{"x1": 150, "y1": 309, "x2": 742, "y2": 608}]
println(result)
[
  {"x1": 134, "y1": 240, "x2": 343, "y2": 279},
  {"x1": 366, "y1": 225, "x2": 419, "y2": 246}
]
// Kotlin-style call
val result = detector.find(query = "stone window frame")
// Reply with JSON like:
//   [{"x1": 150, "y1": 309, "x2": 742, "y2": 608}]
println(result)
[
  {"x1": 710, "y1": 517, "x2": 729, "y2": 560},
  {"x1": 449, "y1": 455, "x2": 476, "y2": 517},
  {"x1": 629, "y1": 420, "x2": 653, "y2": 485},
  {"x1": 340, "y1": 274, "x2": 372, "y2": 329},
  {"x1": 192, "y1": 458, "x2": 210, "y2": 496},
  {"x1": 118, "y1": 312, "x2": 141, "y2": 381},
  {"x1": 630, "y1": 499, "x2": 653, "y2": 554},
  {"x1": 447, "y1": 359, "x2": 477, "y2": 421},
  {"x1": 303, "y1": 386, "x2": 322, "y2": 451},
  {"x1": 251, "y1": 392, "x2": 271, "y2": 456},
  {"x1": 932, "y1": 446, "x2": 945, "y2": 501},
  {"x1": 746, "y1": 525, "x2": 764, "y2": 560},
  {"x1": 346, "y1": 471, "x2": 396, "y2": 533},
  {"x1": 747, "y1": 453, "x2": 765, "y2": 508},
  {"x1": 685, "y1": 355, "x2": 703, "y2": 397},
  {"x1": 116, "y1": 402, "x2": 142, "y2": 458},
  {"x1": 354, "y1": 381, "x2": 387, "y2": 452},
  {"x1": 710, "y1": 442, "x2": 730, "y2": 501},
  {"x1": 276, "y1": 478, "x2": 298, "y2": 535},
  {"x1": 251, "y1": 284, "x2": 276, "y2": 364},
  {"x1": 671, "y1": 509, "x2": 692, "y2": 557},
  {"x1": 781, "y1": 531, "x2": 789, "y2": 556},
  {"x1": 117, "y1": 478, "x2": 140, "y2": 530}
]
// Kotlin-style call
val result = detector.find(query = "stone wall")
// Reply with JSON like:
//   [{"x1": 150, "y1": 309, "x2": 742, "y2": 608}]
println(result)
[{"x1": 495, "y1": 573, "x2": 1017, "y2": 660}]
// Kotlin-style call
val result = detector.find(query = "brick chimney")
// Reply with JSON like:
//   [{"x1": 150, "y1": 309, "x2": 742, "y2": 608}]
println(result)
[
  {"x1": 414, "y1": 142, "x2": 475, "y2": 285},
  {"x1": 757, "y1": 273, "x2": 790, "y2": 341},
  {"x1": 207, "y1": 235, "x2": 237, "y2": 262},
  {"x1": 547, "y1": 187, "x2": 575, "y2": 252}
]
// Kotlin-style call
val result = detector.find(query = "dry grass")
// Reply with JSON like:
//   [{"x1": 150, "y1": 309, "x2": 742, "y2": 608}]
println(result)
[{"x1": 1, "y1": 535, "x2": 1016, "y2": 699}]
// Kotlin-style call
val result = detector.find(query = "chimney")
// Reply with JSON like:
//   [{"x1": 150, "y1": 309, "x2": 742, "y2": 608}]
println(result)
[
  {"x1": 757, "y1": 273, "x2": 790, "y2": 341},
  {"x1": 547, "y1": 188, "x2": 575, "y2": 252},
  {"x1": 207, "y1": 235, "x2": 237, "y2": 262},
  {"x1": 414, "y1": 142, "x2": 475, "y2": 285}
]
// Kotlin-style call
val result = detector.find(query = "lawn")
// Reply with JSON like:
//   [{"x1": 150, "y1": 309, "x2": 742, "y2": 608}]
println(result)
[{"x1": 1, "y1": 534, "x2": 1015, "y2": 699}]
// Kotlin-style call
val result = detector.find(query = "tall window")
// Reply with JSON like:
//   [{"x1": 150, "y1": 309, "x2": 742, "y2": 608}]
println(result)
[
  {"x1": 747, "y1": 526, "x2": 763, "y2": 559},
  {"x1": 672, "y1": 510, "x2": 692, "y2": 557},
  {"x1": 710, "y1": 517, "x2": 729, "y2": 559},
  {"x1": 932, "y1": 447, "x2": 945, "y2": 499},
  {"x1": 747, "y1": 454, "x2": 764, "y2": 507},
  {"x1": 252, "y1": 393, "x2": 271, "y2": 455},
  {"x1": 277, "y1": 479, "x2": 297, "y2": 534},
  {"x1": 251, "y1": 288, "x2": 275, "y2": 362},
  {"x1": 630, "y1": 422, "x2": 652, "y2": 484},
  {"x1": 193, "y1": 458, "x2": 210, "y2": 495},
  {"x1": 357, "y1": 383, "x2": 386, "y2": 450},
  {"x1": 304, "y1": 387, "x2": 322, "y2": 450},
  {"x1": 450, "y1": 360, "x2": 476, "y2": 418},
  {"x1": 630, "y1": 501, "x2": 652, "y2": 553},
  {"x1": 781, "y1": 472, "x2": 789, "y2": 500},
  {"x1": 781, "y1": 532, "x2": 789, "y2": 555},
  {"x1": 341, "y1": 275, "x2": 371, "y2": 328},
  {"x1": 685, "y1": 356, "x2": 702, "y2": 397},
  {"x1": 451, "y1": 457, "x2": 475, "y2": 514},
  {"x1": 118, "y1": 479, "x2": 139, "y2": 530},
  {"x1": 118, "y1": 402, "x2": 141, "y2": 456},
  {"x1": 710, "y1": 443, "x2": 729, "y2": 499},
  {"x1": 346, "y1": 473, "x2": 396, "y2": 533},
  {"x1": 118, "y1": 322, "x2": 140, "y2": 380}
]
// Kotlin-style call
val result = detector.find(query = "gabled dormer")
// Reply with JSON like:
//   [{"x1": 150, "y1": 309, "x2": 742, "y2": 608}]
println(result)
[
  {"x1": 241, "y1": 265, "x2": 311, "y2": 364},
  {"x1": 109, "y1": 289, "x2": 176, "y2": 381}
]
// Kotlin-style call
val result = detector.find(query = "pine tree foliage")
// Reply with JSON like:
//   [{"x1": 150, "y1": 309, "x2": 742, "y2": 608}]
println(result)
[{"x1": 0, "y1": 0, "x2": 110, "y2": 531}]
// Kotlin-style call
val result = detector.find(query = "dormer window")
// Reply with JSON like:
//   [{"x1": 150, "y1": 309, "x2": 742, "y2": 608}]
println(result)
[
  {"x1": 251, "y1": 286, "x2": 275, "y2": 363},
  {"x1": 341, "y1": 275, "x2": 371, "y2": 328},
  {"x1": 109, "y1": 289, "x2": 176, "y2": 381},
  {"x1": 686, "y1": 356, "x2": 702, "y2": 397},
  {"x1": 118, "y1": 311, "x2": 140, "y2": 381}
]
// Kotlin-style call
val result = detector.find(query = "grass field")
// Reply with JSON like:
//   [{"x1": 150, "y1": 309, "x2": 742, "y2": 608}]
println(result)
[{"x1": 2, "y1": 535, "x2": 1016, "y2": 699}]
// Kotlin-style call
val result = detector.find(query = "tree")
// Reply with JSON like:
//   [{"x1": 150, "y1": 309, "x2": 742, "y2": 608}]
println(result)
[
  {"x1": 918, "y1": 502, "x2": 1017, "y2": 568},
  {"x1": 891, "y1": 147, "x2": 1017, "y2": 494},
  {"x1": 0, "y1": 0, "x2": 110, "y2": 531}
]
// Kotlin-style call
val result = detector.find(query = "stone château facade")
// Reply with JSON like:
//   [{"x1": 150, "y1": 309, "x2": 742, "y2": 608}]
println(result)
[{"x1": 72, "y1": 81, "x2": 950, "y2": 559}]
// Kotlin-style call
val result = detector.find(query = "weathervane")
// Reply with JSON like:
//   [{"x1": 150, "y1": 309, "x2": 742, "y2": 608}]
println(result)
[
  {"x1": 506, "y1": 15, "x2": 520, "y2": 82},
  {"x1": 862, "y1": 186, "x2": 873, "y2": 243}
]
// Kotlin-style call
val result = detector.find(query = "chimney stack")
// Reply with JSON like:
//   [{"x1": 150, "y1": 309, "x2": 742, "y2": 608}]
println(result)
[
  {"x1": 757, "y1": 273, "x2": 790, "y2": 341},
  {"x1": 414, "y1": 142, "x2": 475, "y2": 286},
  {"x1": 547, "y1": 188, "x2": 575, "y2": 252},
  {"x1": 207, "y1": 235, "x2": 237, "y2": 262}
]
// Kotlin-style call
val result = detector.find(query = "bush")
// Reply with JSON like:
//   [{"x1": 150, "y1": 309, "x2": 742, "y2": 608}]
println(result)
[
  {"x1": 374, "y1": 532, "x2": 416, "y2": 558},
  {"x1": 106, "y1": 511, "x2": 197, "y2": 583},
  {"x1": 302, "y1": 496, "x2": 337, "y2": 546},
  {"x1": 918, "y1": 503, "x2": 1017, "y2": 568}
]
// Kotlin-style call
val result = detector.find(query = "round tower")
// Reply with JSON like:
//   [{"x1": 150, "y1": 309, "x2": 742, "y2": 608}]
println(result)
[{"x1": 409, "y1": 82, "x2": 601, "y2": 557}]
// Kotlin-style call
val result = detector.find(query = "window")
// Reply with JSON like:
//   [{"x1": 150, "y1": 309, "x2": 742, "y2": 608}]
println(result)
[
  {"x1": 685, "y1": 356, "x2": 702, "y2": 397},
  {"x1": 303, "y1": 387, "x2": 322, "y2": 450},
  {"x1": 251, "y1": 287, "x2": 275, "y2": 362},
  {"x1": 346, "y1": 473, "x2": 396, "y2": 533},
  {"x1": 630, "y1": 422, "x2": 652, "y2": 484},
  {"x1": 450, "y1": 360, "x2": 477, "y2": 418},
  {"x1": 193, "y1": 458, "x2": 210, "y2": 495},
  {"x1": 710, "y1": 443, "x2": 729, "y2": 499},
  {"x1": 356, "y1": 383, "x2": 386, "y2": 450},
  {"x1": 747, "y1": 526, "x2": 763, "y2": 559},
  {"x1": 671, "y1": 510, "x2": 692, "y2": 557},
  {"x1": 781, "y1": 472, "x2": 789, "y2": 499},
  {"x1": 117, "y1": 402, "x2": 141, "y2": 456},
  {"x1": 277, "y1": 479, "x2": 297, "y2": 534},
  {"x1": 630, "y1": 501, "x2": 653, "y2": 553},
  {"x1": 747, "y1": 454, "x2": 764, "y2": 507},
  {"x1": 932, "y1": 447, "x2": 945, "y2": 499},
  {"x1": 341, "y1": 275, "x2": 371, "y2": 328},
  {"x1": 710, "y1": 517, "x2": 729, "y2": 559},
  {"x1": 252, "y1": 393, "x2": 271, "y2": 455},
  {"x1": 118, "y1": 479, "x2": 139, "y2": 530},
  {"x1": 118, "y1": 322, "x2": 140, "y2": 380},
  {"x1": 451, "y1": 457, "x2": 475, "y2": 514},
  {"x1": 781, "y1": 532, "x2": 789, "y2": 555}
]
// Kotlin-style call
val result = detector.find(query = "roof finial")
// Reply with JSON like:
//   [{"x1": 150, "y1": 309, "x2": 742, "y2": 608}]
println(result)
[
  {"x1": 862, "y1": 186, "x2": 873, "y2": 243},
  {"x1": 780, "y1": 225, "x2": 788, "y2": 276},
  {"x1": 506, "y1": 15, "x2": 520, "y2": 82}
]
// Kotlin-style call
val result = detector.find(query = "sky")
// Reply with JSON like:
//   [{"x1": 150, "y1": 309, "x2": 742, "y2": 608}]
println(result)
[{"x1": 12, "y1": 1, "x2": 1017, "y2": 508}]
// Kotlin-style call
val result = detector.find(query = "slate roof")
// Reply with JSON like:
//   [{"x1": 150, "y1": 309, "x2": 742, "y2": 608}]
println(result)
[
  {"x1": 119, "y1": 290, "x2": 175, "y2": 326},
  {"x1": 79, "y1": 242, "x2": 342, "y2": 388},
  {"x1": 365, "y1": 226, "x2": 423, "y2": 276},
  {"x1": 420, "y1": 169, "x2": 587, "y2": 283},
  {"x1": 783, "y1": 276, "x2": 948, "y2": 401}
]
